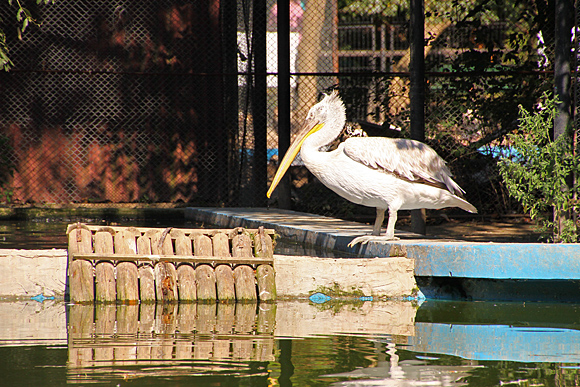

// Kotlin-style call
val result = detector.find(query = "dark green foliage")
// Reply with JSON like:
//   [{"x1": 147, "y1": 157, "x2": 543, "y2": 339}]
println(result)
[
  {"x1": 1, "y1": 0, "x2": 54, "y2": 71},
  {"x1": 499, "y1": 92, "x2": 579, "y2": 242}
]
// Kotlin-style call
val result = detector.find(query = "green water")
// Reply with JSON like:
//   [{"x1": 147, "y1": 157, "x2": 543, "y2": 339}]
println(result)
[
  {"x1": 1, "y1": 300, "x2": 580, "y2": 386},
  {"x1": 0, "y1": 218, "x2": 196, "y2": 250},
  {"x1": 0, "y1": 219, "x2": 353, "y2": 257},
  {"x1": 1, "y1": 219, "x2": 580, "y2": 385}
]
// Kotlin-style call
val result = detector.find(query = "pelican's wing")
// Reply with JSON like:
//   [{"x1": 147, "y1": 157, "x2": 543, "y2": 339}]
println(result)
[{"x1": 342, "y1": 137, "x2": 465, "y2": 196}]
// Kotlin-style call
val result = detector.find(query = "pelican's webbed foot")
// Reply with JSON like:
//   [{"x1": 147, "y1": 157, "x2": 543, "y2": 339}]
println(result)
[{"x1": 348, "y1": 235, "x2": 400, "y2": 247}]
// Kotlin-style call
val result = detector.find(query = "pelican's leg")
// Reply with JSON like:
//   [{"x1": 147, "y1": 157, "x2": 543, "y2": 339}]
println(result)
[
  {"x1": 372, "y1": 208, "x2": 386, "y2": 236},
  {"x1": 348, "y1": 207, "x2": 398, "y2": 247},
  {"x1": 384, "y1": 208, "x2": 398, "y2": 240}
]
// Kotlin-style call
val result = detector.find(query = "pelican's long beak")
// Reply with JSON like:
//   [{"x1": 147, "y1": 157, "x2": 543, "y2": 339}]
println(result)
[{"x1": 266, "y1": 118, "x2": 325, "y2": 198}]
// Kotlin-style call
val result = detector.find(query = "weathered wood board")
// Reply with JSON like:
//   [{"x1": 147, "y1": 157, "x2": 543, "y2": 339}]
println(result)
[{"x1": 66, "y1": 224, "x2": 276, "y2": 303}]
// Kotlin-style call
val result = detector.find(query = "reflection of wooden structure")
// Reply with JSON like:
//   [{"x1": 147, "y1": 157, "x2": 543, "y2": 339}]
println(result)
[
  {"x1": 67, "y1": 303, "x2": 276, "y2": 381},
  {"x1": 67, "y1": 224, "x2": 276, "y2": 303}
]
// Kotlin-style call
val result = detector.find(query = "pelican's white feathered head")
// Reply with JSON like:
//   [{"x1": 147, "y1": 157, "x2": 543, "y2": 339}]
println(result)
[
  {"x1": 305, "y1": 90, "x2": 346, "y2": 131},
  {"x1": 267, "y1": 90, "x2": 346, "y2": 198}
]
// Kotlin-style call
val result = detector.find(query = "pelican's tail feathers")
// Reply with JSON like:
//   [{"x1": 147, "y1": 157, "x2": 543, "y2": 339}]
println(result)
[{"x1": 456, "y1": 197, "x2": 478, "y2": 213}]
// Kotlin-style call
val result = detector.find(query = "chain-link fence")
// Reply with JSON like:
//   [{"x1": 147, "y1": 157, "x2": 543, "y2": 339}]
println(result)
[
  {"x1": 266, "y1": 0, "x2": 561, "y2": 221},
  {"x1": 0, "y1": 0, "x2": 575, "y2": 223},
  {"x1": 0, "y1": 1, "x2": 232, "y2": 205}
]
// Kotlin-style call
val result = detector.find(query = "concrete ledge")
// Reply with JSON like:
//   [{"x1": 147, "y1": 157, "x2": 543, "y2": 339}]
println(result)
[
  {"x1": 410, "y1": 322, "x2": 580, "y2": 363},
  {"x1": 186, "y1": 207, "x2": 580, "y2": 301},
  {"x1": 275, "y1": 300, "x2": 416, "y2": 337},
  {"x1": 0, "y1": 300, "x2": 67, "y2": 346},
  {"x1": 187, "y1": 207, "x2": 580, "y2": 280},
  {"x1": 0, "y1": 248, "x2": 418, "y2": 300},
  {"x1": 274, "y1": 255, "x2": 417, "y2": 299},
  {"x1": 186, "y1": 207, "x2": 420, "y2": 253},
  {"x1": 0, "y1": 249, "x2": 68, "y2": 300},
  {"x1": 358, "y1": 240, "x2": 580, "y2": 280},
  {"x1": 0, "y1": 300, "x2": 417, "y2": 347}
]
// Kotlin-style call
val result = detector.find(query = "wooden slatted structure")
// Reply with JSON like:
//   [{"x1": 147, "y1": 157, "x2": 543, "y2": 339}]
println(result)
[{"x1": 67, "y1": 223, "x2": 276, "y2": 304}]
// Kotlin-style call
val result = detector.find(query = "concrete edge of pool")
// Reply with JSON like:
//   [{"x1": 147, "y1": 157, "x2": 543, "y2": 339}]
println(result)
[
  {"x1": 0, "y1": 249, "x2": 417, "y2": 301},
  {"x1": 186, "y1": 207, "x2": 580, "y2": 302}
]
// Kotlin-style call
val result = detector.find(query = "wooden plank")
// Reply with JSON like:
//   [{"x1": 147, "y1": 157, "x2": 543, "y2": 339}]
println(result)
[
  {"x1": 149, "y1": 229, "x2": 173, "y2": 256},
  {"x1": 69, "y1": 260, "x2": 94, "y2": 303},
  {"x1": 95, "y1": 261, "x2": 116, "y2": 303},
  {"x1": 256, "y1": 264, "x2": 276, "y2": 301},
  {"x1": 135, "y1": 230, "x2": 154, "y2": 301},
  {"x1": 172, "y1": 229, "x2": 193, "y2": 256},
  {"x1": 176, "y1": 264, "x2": 196, "y2": 302},
  {"x1": 115, "y1": 227, "x2": 140, "y2": 254},
  {"x1": 68, "y1": 225, "x2": 93, "y2": 255},
  {"x1": 114, "y1": 231, "x2": 127, "y2": 254},
  {"x1": 256, "y1": 302, "x2": 276, "y2": 334},
  {"x1": 68, "y1": 225, "x2": 94, "y2": 303},
  {"x1": 115, "y1": 304, "x2": 139, "y2": 363},
  {"x1": 232, "y1": 303, "x2": 256, "y2": 360},
  {"x1": 94, "y1": 228, "x2": 115, "y2": 254},
  {"x1": 196, "y1": 303, "x2": 217, "y2": 335},
  {"x1": 70, "y1": 253, "x2": 273, "y2": 265},
  {"x1": 159, "y1": 228, "x2": 174, "y2": 255},
  {"x1": 94, "y1": 230, "x2": 116, "y2": 303},
  {"x1": 67, "y1": 304, "x2": 94, "y2": 367},
  {"x1": 233, "y1": 265, "x2": 257, "y2": 301},
  {"x1": 194, "y1": 234, "x2": 213, "y2": 256},
  {"x1": 212, "y1": 232, "x2": 230, "y2": 257},
  {"x1": 254, "y1": 226, "x2": 274, "y2": 258},
  {"x1": 138, "y1": 265, "x2": 156, "y2": 303},
  {"x1": 155, "y1": 262, "x2": 178, "y2": 303},
  {"x1": 0, "y1": 249, "x2": 67, "y2": 299},
  {"x1": 125, "y1": 228, "x2": 141, "y2": 253},
  {"x1": 214, "y1": 303, "x2": 235, "y2": 359},
  {"x1": 116, "y1": 262, "x2": 139, "y2": 303},
  {"x1": 136, "y1": 233, "x2": 152, "y2": 255},
  {"x1": 136, "y1": 231, "x2": 156, "y2": 302},
  {"x1": 175, "y1": 302, "x2": 196, "y2": 359},
  {"x1": 139, "y1": 303, "x2": 155, "y2": 335},
  {"x1": 94, "y1": 304, "x2": 115, "y2": 362},
  {"x1": 216, "y1": 303, "x2": 235, "y2": 334},
  {"x1": 215, "y1": 265, "x2": 236, "y2": 302},
  {"x1": 145, "y1": 230, "x2": 159, "y2": 254},
  {"x1": 194, "y1": 302, "x2": 215, "y2": 359},
  {"x1": 153, "y1": 304, "x2": 177, "y2": 360},
  {"x1": 196, "y1": 264, "x2": 217, "y2": 302},
  {"x1": 81, "y1": 224, "x2": 275, "y2": 236},
  {"x1": 176, "y1": 303, "x2": 197, "y2": 333},
  {"x1": 255, "y1": 303, "x2": 276, "y2": 361},
  {"x1": 232, "y1": 229, "x2": 253, "y2": 258}
]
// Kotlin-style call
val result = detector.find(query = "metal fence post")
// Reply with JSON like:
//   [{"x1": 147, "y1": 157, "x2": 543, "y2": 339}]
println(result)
[
  {"x1": 252, "y1": 0, "x2": 268, "y2": 206},
  {"x1": 410, "y1": 0, "x2": 426, "y2": 235},
  {"x1": 554, "y1": 0, "x2": 574, "y2": 233},
  {"x1": 277, "y1": 0, "x2": 292, "y2": 209},
  {"x1": 554, "y1": 0, "x2": 572, "y2": 140},
  {"x1": 223, "y1": 0, "x2": 239, "y2": 206}
]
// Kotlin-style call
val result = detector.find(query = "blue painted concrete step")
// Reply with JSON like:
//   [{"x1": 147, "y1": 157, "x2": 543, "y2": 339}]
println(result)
[{"x1": 186, "y1": 207, "x2": 580, "y2": 302}]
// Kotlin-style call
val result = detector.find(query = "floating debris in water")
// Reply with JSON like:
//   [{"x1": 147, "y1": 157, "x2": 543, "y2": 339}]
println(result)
[
  {"x1": 309, "y1": 292, "x2": 332, "y2": 303},
  {"x1": 31, "y1": 294, "x2": 55, "y2": 303},
  {"x1": 309, "y1": 292, "x2": 374, "y2": 303}
]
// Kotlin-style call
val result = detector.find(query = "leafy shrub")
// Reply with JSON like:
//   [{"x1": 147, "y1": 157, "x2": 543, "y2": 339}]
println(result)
[{"x1": 498, "y1": 92, "x2": 579, "y2": 242}]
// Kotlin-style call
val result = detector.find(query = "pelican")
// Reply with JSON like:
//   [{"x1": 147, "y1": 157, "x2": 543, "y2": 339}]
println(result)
[{"x1": 267, "y1": 90, "x2": 477, "y2": 246}]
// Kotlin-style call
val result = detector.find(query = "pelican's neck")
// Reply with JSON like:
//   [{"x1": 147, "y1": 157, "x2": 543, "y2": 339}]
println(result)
[{"x1": 300, "y1": 106, "x2": 345, "y2": 166}]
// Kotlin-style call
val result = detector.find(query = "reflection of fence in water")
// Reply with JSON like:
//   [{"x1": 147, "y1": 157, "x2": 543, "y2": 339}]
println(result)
[{"x1": 67, "y1": 303, "x2": 275, "y2": 382}]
